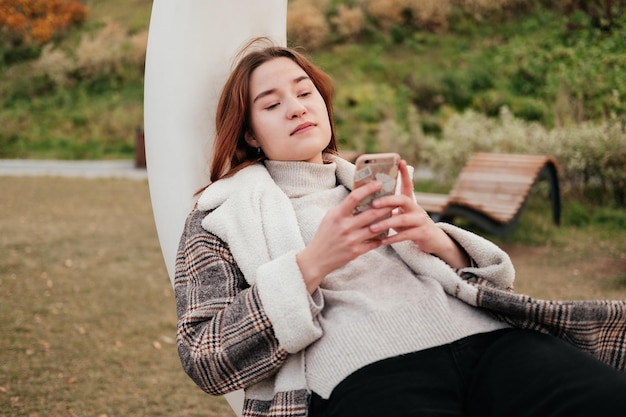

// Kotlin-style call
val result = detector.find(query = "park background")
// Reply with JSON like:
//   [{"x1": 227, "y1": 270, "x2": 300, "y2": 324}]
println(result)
[{"x1": 1, "y1": 0, "x2": 625, "y2": 416}]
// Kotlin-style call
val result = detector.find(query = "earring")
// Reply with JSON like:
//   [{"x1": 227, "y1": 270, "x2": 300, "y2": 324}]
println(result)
[{"x1": 257, "y1": 147, "x2": 261, "y2": 155}]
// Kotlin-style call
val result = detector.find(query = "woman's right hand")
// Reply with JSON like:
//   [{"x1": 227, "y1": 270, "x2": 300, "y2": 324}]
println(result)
[{"x1": 296, "y1": 180, "x2": 395, "y2": 293}]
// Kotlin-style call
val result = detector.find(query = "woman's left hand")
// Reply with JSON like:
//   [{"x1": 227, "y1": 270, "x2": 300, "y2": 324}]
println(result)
[{"x1": 369, "y1": 160, "x2": 470, "y2": 269}]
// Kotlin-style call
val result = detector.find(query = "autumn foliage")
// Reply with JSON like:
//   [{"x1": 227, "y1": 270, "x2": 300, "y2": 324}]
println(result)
[{"x1": 0, "y1": 0, "x2": 88, "y2": 45}]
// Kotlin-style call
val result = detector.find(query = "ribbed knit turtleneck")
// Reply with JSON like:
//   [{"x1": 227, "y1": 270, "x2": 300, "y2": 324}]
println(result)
[
  {"x1": 264, "y1": 159, "x2": 338, "y2": 198},
  {"x1": 264, "y1": 159, "x2": 508, "y2": 399},
  {"x1": 265, "y1": 160, "x2": 346, "y2": 244}
]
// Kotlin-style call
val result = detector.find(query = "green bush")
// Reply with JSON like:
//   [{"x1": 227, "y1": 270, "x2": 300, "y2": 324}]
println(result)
[
  {"x1": 419, "y1": 109, "x2": 626, "y2": 206},
  {"x1": 404, "y1": 73, "x2": 446, "y2": 112},
  {"x1": 472, "y1": 90, "x2": 512, "y2": 117},
  {"x1": 510, "y1": 96, "x2": 551, "y2": 123}
]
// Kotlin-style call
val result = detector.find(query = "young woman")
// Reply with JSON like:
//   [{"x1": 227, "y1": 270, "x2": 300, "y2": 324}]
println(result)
[{"x1": 174, "y1": 39, "x2": 626, "y2": 417}]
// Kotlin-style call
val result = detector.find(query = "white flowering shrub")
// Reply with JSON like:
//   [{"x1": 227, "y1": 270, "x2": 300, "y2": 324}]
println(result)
[
  {"x1": 29, "y1": 21, "x2": 147, "y2": 85},
  {"x1": 363, "y1": 0, "x2": 406, "y2": 31},
  {"x1": 403, "y1": 0, "x2": 451, "y2": 32},
  {"x1": 31, "y1": 44, "x2": 75, "y2": 87},
  {"x1": 287, "y1": 0, "x2": 330, "y2": 50},
  {"x1": 330, "y1": 4, "x2": 366, "y2": 41},
  {"x1": 375, "y1": 104, "x2": 424, "y2": 165},
  {"x1": 418, "y1": 107, "x2": 626, "y2": 204},
  {"x1": 545, "y1": 122, "x2": 626, "y2": 204}
]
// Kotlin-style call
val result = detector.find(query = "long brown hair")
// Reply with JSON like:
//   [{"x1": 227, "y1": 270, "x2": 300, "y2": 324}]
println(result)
[{"x1": 208, "y1": 38, "x2": 338, "y2": 185}]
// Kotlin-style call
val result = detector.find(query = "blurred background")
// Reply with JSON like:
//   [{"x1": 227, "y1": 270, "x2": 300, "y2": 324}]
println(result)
[
  {"x1": 1, "y1": 0, "x2": 625, "y2": 206},
  {"x1": 1, "y1": 1, "x2": 625, "y2": 416}
]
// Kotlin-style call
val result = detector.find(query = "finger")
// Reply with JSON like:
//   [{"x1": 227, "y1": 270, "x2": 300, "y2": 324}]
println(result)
[
  {"x1": 369, "y1": 214, "x2": 406, "y2": 236},
  {"x1": 350, "y1": 211, "x2": 394, "y2": 244},
  {"x1": 341, "y1": 180, "x2": 383, "y2": 215},
  {"x1": 399, "y1": 160, "x2": 413, "y2": 197},
  {"x1": 372, "y1": 193, "x2": 412, "y2": 212},
  {"x1": 372, "y1": 206, "x2": 431, "y2": 234},
  {"x1": 380, "y1": 232, "x2": 406, "y2": 246},
  {"x1": 358, "y1": 238, "x2": 384, "y2": 254}
]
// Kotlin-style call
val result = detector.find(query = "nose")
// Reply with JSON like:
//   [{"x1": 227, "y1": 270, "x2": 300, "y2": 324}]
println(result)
[{"x1": 287, "y1": 97, "x2": 306, "y2": 119}]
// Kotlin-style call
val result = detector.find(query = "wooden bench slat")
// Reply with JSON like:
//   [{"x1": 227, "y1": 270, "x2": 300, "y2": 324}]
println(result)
[
  {"x1": 417, "y1": 152, "x2": 561, "y2": 235},
  {"x1": 452, "y1": 184, "x2": 534, "y2": 200},
  {"x1": 414, "y1": 192, "x2": 450, "y2": 213}
]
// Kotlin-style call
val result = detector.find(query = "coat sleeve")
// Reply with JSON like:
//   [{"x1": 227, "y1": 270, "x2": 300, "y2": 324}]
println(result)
[
  {"x1": 174, "y1": 210, "x2": 288, "y2": 396},
  {"x1": 437, "y1": 222, "x2": 516, "y2": 291}
]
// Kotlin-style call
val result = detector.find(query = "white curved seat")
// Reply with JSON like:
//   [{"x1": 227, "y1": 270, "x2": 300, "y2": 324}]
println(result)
[{"x1": 144, "y1": 1, "x2": 287, "y2": 415}]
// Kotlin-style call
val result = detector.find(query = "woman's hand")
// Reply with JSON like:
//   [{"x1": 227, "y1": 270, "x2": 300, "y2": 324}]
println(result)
[
  {"x1": 297, "y1": 180, "x2": 394, "y2": 293},
  {"x1": 369, "y1": 160, "x2": 470, "y2": 269}
]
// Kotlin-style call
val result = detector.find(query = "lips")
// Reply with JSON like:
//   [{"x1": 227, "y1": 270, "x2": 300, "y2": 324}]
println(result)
[{"x1": 290, "y1": 122, "x2": 315, "y2": 136}]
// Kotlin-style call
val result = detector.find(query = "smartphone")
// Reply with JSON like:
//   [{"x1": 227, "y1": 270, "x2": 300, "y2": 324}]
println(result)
[{"x1": 353, "y1": 153, "x2": 400, "y2": 239}]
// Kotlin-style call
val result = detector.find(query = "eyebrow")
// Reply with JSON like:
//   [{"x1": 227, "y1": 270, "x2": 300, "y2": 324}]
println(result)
[{"x1": 252, "y1": 75, "x2": 311, "y2": 103}]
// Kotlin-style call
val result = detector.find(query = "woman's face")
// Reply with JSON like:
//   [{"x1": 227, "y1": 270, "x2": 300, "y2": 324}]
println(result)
[{"x1": 246, "y1": 57, "x2": 332, "y2": 164}]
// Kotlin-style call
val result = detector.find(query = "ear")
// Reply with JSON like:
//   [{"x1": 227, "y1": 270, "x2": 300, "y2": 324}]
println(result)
[{"x1": 244, "y1": 130, "x2": 259, "y2": 148}]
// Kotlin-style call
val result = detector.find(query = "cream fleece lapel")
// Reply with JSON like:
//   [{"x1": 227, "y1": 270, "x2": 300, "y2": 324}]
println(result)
[
  {"x1": 197, "y1": 163, "x2": 304, "y2": 285},
  {"x1": 196, "y1": 155, "x2": 357, "y2": 285}
]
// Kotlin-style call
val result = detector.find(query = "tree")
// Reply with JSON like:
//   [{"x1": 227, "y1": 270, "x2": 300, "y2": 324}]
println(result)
[{"x1": 0, "y1": 0, "x2": 88, "y2": 46}]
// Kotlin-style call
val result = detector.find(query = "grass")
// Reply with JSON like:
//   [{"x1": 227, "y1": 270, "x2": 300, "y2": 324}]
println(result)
[
  {"x1": 0, "y1": 177, "x2": 235, "y2": 417},
  {"x1": 87, "y1": 0, "x2": 152, "y2": 34},
  {"x1": 1, "y1": 86, "x2": 143, "y2": 159},
  {"x1": 1, "y1": 175, "x2": 624, "y2": 416}
]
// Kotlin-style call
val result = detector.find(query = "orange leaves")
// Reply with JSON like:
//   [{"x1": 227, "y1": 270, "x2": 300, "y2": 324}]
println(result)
[
  {"x1": 2, "y1": 11, "x2": 27, "y2": 32},
  {"x1": 0, "y1": 0, "x2": 88, "y2": 45}
]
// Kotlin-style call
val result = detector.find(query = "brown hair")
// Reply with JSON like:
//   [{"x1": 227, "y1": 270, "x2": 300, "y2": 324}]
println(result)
[{"x1": 208, "y1": 38, "x2": 338, "y2": 185}]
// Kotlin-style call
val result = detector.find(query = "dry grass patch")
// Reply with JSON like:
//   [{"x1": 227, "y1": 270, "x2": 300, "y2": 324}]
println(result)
[
  {"x1": 0, "y1": 177, "x2": 234, "y2": 417},
  {"x1": 506, "y1": 243, "x2": 626, "y2": 300}
]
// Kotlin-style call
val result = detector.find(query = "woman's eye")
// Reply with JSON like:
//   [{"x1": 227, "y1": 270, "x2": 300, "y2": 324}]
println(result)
[
  {"x1": 265, "y1": 102, "x2": 279, "y2": 110},
  {"x1": 299, "y1": 91, "x2": 312, "y2": 97}
]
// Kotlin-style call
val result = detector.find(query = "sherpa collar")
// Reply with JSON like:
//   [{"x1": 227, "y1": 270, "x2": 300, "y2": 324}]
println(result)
[{"x1": 196, "y1": 154, "x2": 356, "y2": 285}]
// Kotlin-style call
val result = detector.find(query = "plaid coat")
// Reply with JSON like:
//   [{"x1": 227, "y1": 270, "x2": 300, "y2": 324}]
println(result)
[{"x1": 174, "y1": 158, "x2": 626, "y2": 417}]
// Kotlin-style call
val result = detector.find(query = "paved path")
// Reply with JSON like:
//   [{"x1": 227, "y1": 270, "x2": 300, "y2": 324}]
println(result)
[
  {"x1": 0, "y1": 159, "x2": 433, "y2": 181},
  {"x1": 0, "y1": 159, "x2": 147, "y2": 180}
]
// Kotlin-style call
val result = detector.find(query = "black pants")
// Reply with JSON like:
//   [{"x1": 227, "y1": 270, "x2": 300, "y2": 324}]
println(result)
[{"x1": 309, "y1": 329, "x2": 626, "y2": 417}]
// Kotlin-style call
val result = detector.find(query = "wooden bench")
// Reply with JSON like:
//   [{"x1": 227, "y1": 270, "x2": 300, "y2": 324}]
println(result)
[{"x1": 415, "y1": 153, "x2": 561, "y2": 236}]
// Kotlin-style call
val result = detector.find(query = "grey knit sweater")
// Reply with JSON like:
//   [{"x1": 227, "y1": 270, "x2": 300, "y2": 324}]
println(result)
[{"x1": 264, "y1": 160, "x2": 508, "y2": 398}]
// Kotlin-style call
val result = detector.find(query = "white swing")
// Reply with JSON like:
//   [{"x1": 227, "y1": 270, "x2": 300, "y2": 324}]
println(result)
[{"x1": 143, "y1": 1, "x2": 288, "y2": 415}]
